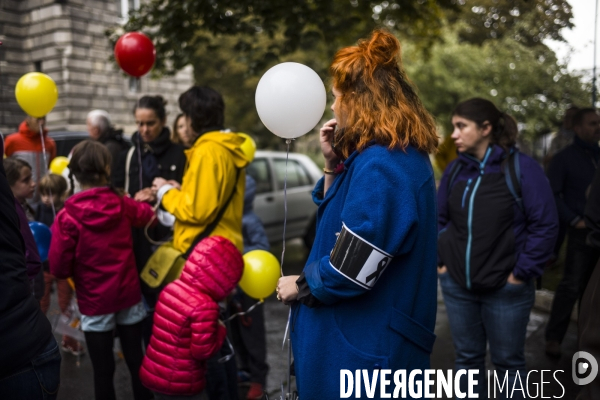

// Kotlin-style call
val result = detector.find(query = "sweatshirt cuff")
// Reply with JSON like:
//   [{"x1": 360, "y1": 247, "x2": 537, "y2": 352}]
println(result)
[
  {"x1": 311, "y1": 178, "x2": 325, "y2": 206},
  {"x1": 157, "y1": 209, "x2": 175, "y2": 227},
  {"x1": 570, "y1": 216, "x2": 582, "y2": 227},
  {"x1": 296, "y1": 272, "x2": 322, "y2": 308},
  {"x1": 157, "y1": 184, "x2": 175, "y2": 206}
]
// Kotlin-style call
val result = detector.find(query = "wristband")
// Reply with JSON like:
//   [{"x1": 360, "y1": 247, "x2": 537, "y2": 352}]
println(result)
[{"x1": 323, "y1": 167, "x2": 337, "y2": 175}]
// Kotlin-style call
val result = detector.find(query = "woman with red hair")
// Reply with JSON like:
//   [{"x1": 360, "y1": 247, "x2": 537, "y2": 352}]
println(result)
[{"x1": 277, "y1": 29, "x2": 439, "y2": 398}]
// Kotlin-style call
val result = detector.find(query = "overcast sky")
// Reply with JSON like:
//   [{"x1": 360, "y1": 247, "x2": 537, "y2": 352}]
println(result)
[{"x1": 546, "y1": 0, "x2": 597, "y2": 74}]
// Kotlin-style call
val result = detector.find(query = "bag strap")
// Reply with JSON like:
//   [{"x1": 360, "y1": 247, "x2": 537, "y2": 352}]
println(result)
[
  {"x1": 503, "y1": 149, "x2": 524, "y2": 214},
  {"x1": 183, "y1": 167, "x2": 241, "y2": 259},
  {"x1": 124, "y1": 146, "x2": 135, "y2": 194}
]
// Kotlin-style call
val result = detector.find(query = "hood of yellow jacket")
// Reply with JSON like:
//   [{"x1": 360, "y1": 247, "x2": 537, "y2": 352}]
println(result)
[{"x1": 189, "y1": 131, "x2": 250, "y2": 168}]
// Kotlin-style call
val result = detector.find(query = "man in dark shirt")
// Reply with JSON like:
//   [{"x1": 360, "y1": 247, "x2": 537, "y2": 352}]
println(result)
[
  {"x1": 0, "y1": 137, "x2": 61, "y2": 398},
  {"x1": 545, "y1": 108, "x2": 600, "y2": 357}
]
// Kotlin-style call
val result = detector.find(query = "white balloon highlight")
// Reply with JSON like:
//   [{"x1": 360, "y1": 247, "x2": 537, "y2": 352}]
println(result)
[{"x1": 255, "y1": 62, "x2": 326, "y2": 139}]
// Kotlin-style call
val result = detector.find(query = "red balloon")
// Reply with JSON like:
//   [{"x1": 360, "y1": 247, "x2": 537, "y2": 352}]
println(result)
[{"x1": 114, "y1": 32, "x2": 156, "y2": 77}]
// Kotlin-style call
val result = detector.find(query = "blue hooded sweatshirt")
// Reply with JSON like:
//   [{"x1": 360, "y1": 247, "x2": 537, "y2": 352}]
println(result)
[{"x1": 291, "y1": 144, "x2": 438, "y2": 399}]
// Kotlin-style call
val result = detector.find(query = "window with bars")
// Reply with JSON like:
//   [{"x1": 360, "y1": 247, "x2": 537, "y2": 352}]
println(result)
[
  {"x1": 118, "y1": 0, "x2": 140, "y2": 19},
  {"x1": 129, "y1": 77, "x2": 140, "y2": 93}
]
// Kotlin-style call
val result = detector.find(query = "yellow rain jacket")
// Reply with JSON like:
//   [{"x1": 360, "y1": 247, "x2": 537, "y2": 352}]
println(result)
[{"x1": 161, "y1": 131, "x2": 249, "y2": 253}]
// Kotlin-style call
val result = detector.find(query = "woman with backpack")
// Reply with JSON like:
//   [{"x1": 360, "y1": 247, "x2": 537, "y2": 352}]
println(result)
[{"x1": 437, "y1": 98, "x2": 559, "y2": 398}]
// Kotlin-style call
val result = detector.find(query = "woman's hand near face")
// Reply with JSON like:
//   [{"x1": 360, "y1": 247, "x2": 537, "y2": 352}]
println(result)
[{"x1": 320, "y1": 119, "x2": 340, "y2": 168}]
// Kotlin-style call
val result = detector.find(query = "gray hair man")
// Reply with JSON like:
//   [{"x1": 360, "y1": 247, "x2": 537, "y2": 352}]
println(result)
[
  {"x1": 86, "y1": 109, "x2": 112, "y2": 140},
  {"x1": 85, "y1": 109, "x2": 129, "y2": 188}
]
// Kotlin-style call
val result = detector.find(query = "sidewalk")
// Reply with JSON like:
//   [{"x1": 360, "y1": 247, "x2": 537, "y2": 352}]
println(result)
[{"x1": 52, "y1": 240, "x2": 583, "y2": 399}]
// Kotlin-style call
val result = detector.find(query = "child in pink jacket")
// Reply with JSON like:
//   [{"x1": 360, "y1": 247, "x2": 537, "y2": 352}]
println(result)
[
  {"x1": 49, "y1": 140, "x2": 154, "y2": 400},
  {"x1": 139, "y1": 236, "x2": 244, "y2": 399}
]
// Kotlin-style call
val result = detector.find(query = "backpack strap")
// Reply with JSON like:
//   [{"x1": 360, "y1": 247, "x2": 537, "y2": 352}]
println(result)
[
  {"x1": 182, "y1": 167, "x2": 241, "y2": 259},
  {"x1": 124, "y1": 146, "x2": 135, "y2": 194},
  {"x1": 504, "y1": 150, "x2": 524, "y2": 214},
  {"x1": 446, "y1": 160, "x2": 463, "y2": 194}
]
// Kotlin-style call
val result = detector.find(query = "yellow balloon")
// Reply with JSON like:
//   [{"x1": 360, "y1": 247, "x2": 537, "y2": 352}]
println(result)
[
  {"x1": 239, "y1": 250, "x2": 280, "y2": 300},
  {"x1": 15, "y1": 73, "x2": 58, "y2": 118},
  {"x1": 50, "y1": 156, "x2": 69, "y2": 175},
  {"x1": 238, "y1": 133, "x2": 256, "y2": 162}
]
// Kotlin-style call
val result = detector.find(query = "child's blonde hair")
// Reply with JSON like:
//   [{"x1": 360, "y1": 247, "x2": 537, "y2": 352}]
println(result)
[{"x1": 38, "y1": 174, "x2": 68, "y2": 197}]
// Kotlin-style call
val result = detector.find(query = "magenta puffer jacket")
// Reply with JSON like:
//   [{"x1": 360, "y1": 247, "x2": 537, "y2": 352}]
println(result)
[
  {"x1": 139, "y1": 236, "x2": 244, "y2": 396},
  {"x1": 49, "y1": 187, "x2": 155, "y2": 316}
]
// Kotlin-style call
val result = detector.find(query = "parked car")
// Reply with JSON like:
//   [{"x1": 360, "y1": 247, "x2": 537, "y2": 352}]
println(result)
[{"x1": 247, "y1": 150, "x2": 322, "y2": 248}]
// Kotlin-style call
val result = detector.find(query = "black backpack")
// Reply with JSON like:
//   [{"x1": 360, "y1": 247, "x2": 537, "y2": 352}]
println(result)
[{"x1": 446, "y1": 150, "x2": 524, "y2": 214}]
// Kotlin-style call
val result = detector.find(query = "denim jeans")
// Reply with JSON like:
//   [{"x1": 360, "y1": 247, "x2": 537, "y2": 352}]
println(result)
[
  {"x1": 0, "y1": 337, "x2": 62, "y2": 400},
  {"x1": 440, "y1": 272, "x2": 535, "y2": 399}
]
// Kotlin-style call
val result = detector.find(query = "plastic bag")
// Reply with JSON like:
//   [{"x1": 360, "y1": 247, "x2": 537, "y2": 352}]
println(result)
[{"x1": 52, "y1": 297, "x2": 85, "y2": 342}]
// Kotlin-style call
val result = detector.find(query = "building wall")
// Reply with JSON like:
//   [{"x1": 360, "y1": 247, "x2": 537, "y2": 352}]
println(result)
[{"x1": 0, "y1": 0, "x2": 194, "y2": 136}]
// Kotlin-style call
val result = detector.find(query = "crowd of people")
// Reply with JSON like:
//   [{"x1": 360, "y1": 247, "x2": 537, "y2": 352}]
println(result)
[
  {"x1": 0, "y1": 86, "x2": 268, "y2": 400},
  {"x1": 0, "y1": 28, "x2": 599, "y2": 400}
]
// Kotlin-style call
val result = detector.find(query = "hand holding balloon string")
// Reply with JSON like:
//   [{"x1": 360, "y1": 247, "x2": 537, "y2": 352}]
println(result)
[{"x1": 276, "y1": 275, "x2": 300, "y2": 305}]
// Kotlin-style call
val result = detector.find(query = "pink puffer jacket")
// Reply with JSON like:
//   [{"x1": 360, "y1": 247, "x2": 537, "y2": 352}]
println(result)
[{"x1": 139, "y1": 236, "x2": 244, "y2": 396}]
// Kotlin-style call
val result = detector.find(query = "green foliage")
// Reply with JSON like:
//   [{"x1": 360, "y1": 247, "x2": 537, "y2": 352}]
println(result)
[
  {"x1": 403, "y1": 32, "x2": 591, "y2": 142},
  {"x1": 105, "y1": 0, "x2": 586, "y2": 150},
  {"x1": 446, "y1": 0, "x2": 574, "y2": 46},
  {"x1": 116, "y1": 0, "x2": 452, "y2": 76},
  {"x1": 113, "y1": 0, "x2": 573, "y2": 77}
]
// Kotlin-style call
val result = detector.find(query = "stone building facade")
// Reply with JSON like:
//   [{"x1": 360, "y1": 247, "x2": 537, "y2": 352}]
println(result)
[{"x1": 0, "y1": 0, "x2": 194, "y2": 135}]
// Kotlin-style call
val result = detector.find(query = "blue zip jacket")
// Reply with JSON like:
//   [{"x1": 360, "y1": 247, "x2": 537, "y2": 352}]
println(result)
[
  {"x1": 437, "y1": 145, "x2": 558, "y2": 290},
  {"x1": 291, "y1": 144, "x2": 438, "y2": 399}
]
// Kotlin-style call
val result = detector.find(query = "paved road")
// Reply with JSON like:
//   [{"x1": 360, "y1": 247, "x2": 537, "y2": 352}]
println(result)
[{"x1": 52, "y1": 240, "x2": 582, "y2": 399}]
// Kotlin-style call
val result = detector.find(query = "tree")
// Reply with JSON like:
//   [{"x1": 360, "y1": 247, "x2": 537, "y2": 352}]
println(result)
[
  {"x1": 116, "y1": 0, "x2": 574, "y2": 76},
  {"x1": 109, "y1": 0, "x2": 586, "y2": 153},
  {"x1": 402, "y1": 31, "x2": 591, "y2": 145}
]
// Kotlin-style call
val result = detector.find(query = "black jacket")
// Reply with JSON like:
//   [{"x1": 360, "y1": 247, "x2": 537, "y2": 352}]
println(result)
[
  {"x1": 0, "y1": 156, "x2": 53, "y2": 379},
  {"x1": 585, "y1": 168, "x2": 600, "y2": 249},
  {"x1": 547, "y1": 136, "x2": 600, "y2": 226},
  {"x1": 113, "y1": 128, "x2": 186, "y2": 196},
  {"x1": 438, "y1": 146, "x2": 558, "y2": 290},
  {"x1": 113, "y1": 128, "x2": 186, "y2": 275}
]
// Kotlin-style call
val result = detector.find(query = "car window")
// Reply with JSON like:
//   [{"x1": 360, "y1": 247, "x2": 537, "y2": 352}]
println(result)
[
  {"x1": 273, "y1": 159, "x2": 311, "y2": 189},
  {"x1": 247, "y1": 158, "x2": 272, "y2": 194}
]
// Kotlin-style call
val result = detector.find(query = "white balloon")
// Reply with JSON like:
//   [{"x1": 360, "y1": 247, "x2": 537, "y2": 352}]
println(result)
[{"x1": 255, "y1": 62, "x2": 326, "y2": 139}]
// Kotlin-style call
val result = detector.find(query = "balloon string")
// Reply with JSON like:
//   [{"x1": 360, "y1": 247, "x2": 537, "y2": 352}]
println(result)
[
  {"x1": 280, "y1": 139, "x2": 292, "y2": 277},
  {"x1": 136, "y1": 134, "x2": 143, "y2": 193},
  {"x1": 280, "y1": 139, "x2": 295, "y2": 399},
  {"x1": 223, "y1": 299, "x2": 263, "y2": 323},
  {"x1": 39, "y1": 126, "x2": 56, "y2": 218}
]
